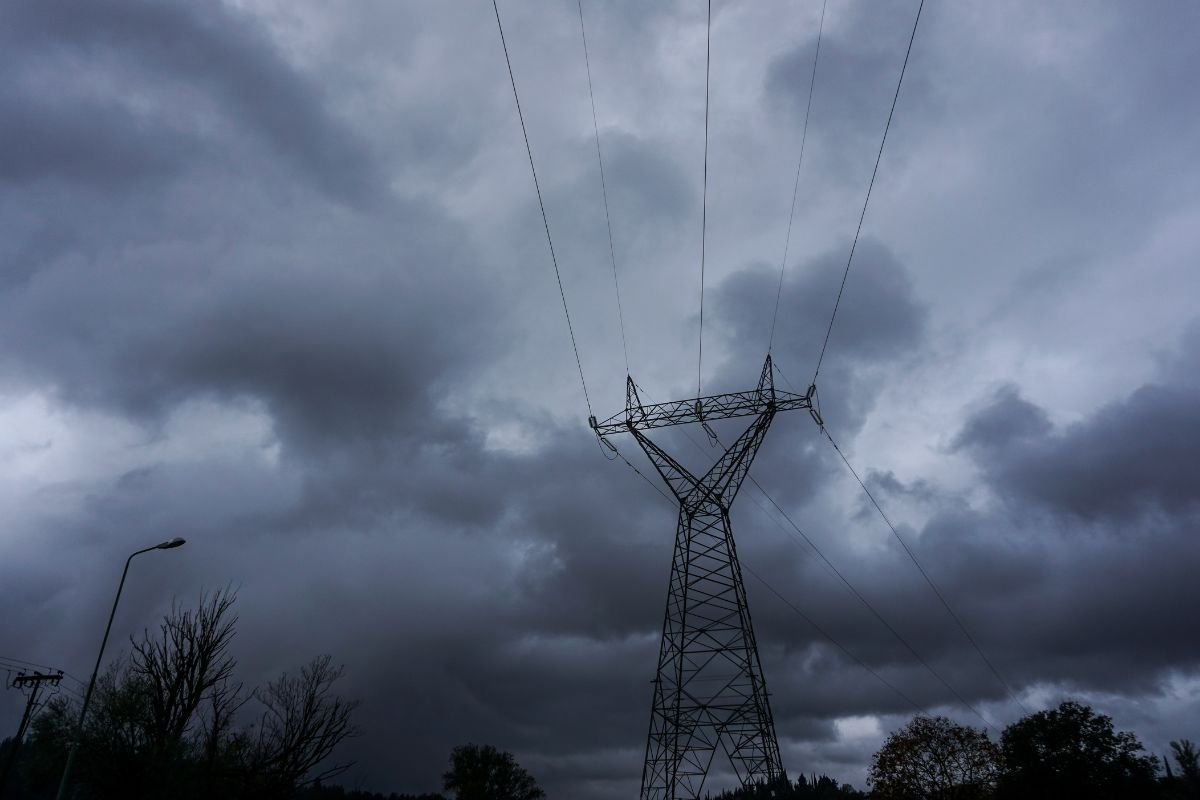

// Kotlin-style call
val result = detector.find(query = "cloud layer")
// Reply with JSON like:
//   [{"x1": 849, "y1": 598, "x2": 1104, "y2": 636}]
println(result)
[{"x1": 1, "y1": 1, "x2": 1198, "y2": 797}]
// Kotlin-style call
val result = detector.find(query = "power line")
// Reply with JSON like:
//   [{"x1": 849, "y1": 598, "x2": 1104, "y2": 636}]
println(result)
[
  {"x1": 0, "y1": 657, "x2": 83, "y2": 688},
  {"x1": 492, "y1": 0, "x2": 594, "y2": 417},
  {"x1": 0, "y1": 655, "x2": 55, "y2": 673},
  {"x1": 744, "y1": 472, "x2": 997, "y2": 731},
  {"x1": 779, "y1": 337, "x2": 1025, "y2": 715},
  {"x1": 741, "y1": 564, "x2": 926, "y2": 717},
  {"x1": 768, "y1": 0, "x2": 828, "y2": 355},
  {"x1": 576, "y1": 0, "x2": 631, "y2": 377},
  {"x1": 822, "y1": 427, "x2": 1030, "y2": 715},
  {"x1": 697, "y1": 0, "x2": 712, "y2": 399},
  {"x1": 811, "y1": 0, "x2": 925, "y2": 387}
]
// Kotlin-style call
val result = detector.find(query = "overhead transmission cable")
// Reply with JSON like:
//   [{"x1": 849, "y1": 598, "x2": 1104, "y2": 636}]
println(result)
[
  {"x1": 811, "y1": 0, "x2": 925, "y2": 387},
  {"x1": 0, "y1": 655, "x2": 56, "y2": 673},
  {"x1": 822, "y1": 427, "x2": 1030, "y2": 715},
  {"x1": 768, "y1": 0, "x2": 828, "y2": 355},
  {"x1": 697, "y1": 0, "x2": 712, "y2": 398},
  {"x1": 741, "y1": 564, "x2": 925, "y2": 716},
  {"x1": 771, "y1": 360, "x2": 1026, "y2": 715},
  {"x1": 576, "y1": 0, "x2": 630, "y2": 377},
  {"x1": 492, "y1": 0, "x2": 594, "y2": 417},
  {"x1": 783, "y1": 351, "x2": 1026, "y2": 717}
]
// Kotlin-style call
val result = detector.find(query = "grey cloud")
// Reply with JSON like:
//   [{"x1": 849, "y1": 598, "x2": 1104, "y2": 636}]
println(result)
[
  {"x1": 952, "y1": 385, "x2": 1052, "y2": 453},
  {"x1": 0, "y1": 193, "x2": 497, "y2": 456},
  {"x1": 955, "y1": 344, "x2": 1200, "y2": 520},
  {"x1": 712, "y1": 240, "x2": 925, "y2": 380},
  {"x1": 763, "y1": 4, "x2": 936, "y2": 179},
  {"x1": 3, "y1": 0, "x2": 378, "y2": 203},
  {"x1": 0, "y1": 90, "x2": 200, "y2": 188},
  {"x1": 2, "y1": 2, "x2": 1198, "y2": 797}
]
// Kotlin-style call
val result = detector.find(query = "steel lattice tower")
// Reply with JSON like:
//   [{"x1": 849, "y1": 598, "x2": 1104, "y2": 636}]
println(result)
[{"x1": 590, "y1": 356, "x2": 815, "y2": 799}]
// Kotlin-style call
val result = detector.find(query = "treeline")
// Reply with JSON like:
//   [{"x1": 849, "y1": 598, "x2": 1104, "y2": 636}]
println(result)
[
  {"x1": 2, "y1": 590, "x2": 357, "y2": 800},
  {"x1": 292, "y1": 743, "x2": 545, "y2": 800},
  {"x1": 713, "y1": 701, "x2": 1197, "y2": 800},
  {"x1": 708, "y1": 772, "x2": 864, "y2": 798},
  {"x1": 865, "y1": 702, "x2": 1197, "y2": 799}
]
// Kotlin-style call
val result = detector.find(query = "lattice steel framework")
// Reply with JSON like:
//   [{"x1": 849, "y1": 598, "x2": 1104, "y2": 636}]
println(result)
[{"x1": 590, "y1": 356, "x2": 817, "y2": 799}]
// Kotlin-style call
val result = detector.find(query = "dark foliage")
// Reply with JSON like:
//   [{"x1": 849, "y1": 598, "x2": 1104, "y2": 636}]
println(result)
[
  {"x1": 296, "y1": 782, "x2": 445, "y2": 800},
  {"x1": 868, "y1": 715, "x2": 1000, "y2": 799},
  {"x1": 441, "y1": 743, "x2": 544, "y2": 800},
  {"x1": 1162, "y1": 739, "x2": 1200, "y2": 800},
  {"x1": 706, "y1": 773, "x2": 865, "y2": 798},
  {"x1": 998, "y1": 700, "x2": 1159, "y2": 800}
]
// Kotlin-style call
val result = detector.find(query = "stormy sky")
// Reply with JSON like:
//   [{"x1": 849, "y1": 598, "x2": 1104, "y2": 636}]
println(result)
[{"x1": 1, "y1": 1, "x2": 1198, "y2": 796}]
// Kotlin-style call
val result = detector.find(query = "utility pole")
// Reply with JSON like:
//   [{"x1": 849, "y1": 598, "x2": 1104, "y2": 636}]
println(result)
[
  {"x1": 0, "y1": 669, "x2": 64, "y2": 797},
  {"x1": 591, "y1": 355, "x2": 819, "y2": 800}
]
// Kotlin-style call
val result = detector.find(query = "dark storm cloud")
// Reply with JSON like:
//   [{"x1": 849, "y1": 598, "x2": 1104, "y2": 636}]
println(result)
[
  {"x1": 671, "y1": 319, "x2": 1200, "y2": 743},
  {"x1": 2, "y1": 2, "x2": 1198, "y2": 798},
  {"x1": 1, "y1": 0, "x2": 378, "y2": 202},
  {"x1": 955, "y1": 334, "x2": 1200, "y2": 520},
  {"x1": 768, "y1": 324, "x2": 1200, "y2": 708},
  {"x1": 763, "y1": 1, "x2": 936, "y2": 179},
  {"x1": 603, "y1": 131, "x2": 696, "y2": 238},
  {"x1": 707, "y1": 237, "x2": 926, "y2": 510},
  {"x1": 952, "y1": 386, "x2": 1052, "y2": 454},
  {"x1": 0, "y1": 89, "x2": 201, "y2": 187},
  {"x1": 712, "y1": 240, "x2": 925, "y2": 382},
  {"x1": 0, "y1": 197, "x2": 494, "y2": 454}
]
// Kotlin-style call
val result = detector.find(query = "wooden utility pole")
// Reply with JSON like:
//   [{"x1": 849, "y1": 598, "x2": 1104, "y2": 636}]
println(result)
[{"x1": 0, "y1": 670, "x2": 63, "y2": 797}]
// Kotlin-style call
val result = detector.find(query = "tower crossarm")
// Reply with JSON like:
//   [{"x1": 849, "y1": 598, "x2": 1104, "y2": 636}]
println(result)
[{"x1": 589, "y1": 356, "x2": 814, "y2": 437}]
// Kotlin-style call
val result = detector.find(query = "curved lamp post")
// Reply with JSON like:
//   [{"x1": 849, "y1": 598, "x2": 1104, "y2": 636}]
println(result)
[{"x1": 54, "y1": 537, "x2": 186, "y2": 800}]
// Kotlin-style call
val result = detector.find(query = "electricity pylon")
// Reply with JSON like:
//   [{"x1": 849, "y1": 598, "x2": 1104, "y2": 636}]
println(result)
[{"x1": 591, "y1": 355, "x2": 817, "y2": 800}]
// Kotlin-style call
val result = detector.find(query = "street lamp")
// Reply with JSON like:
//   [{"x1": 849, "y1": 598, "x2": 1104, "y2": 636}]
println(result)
[{"x1": 54, "y1": 537, "x2": 187, "y2": 800}]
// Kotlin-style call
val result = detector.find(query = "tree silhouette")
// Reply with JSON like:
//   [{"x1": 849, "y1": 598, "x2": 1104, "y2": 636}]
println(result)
[
  {"x1": 442, "y1": 743, "x2": 544, "y2": 800},
  {"x1": 130, "y1": 589, "x2": 240, "y2": 760},
  {"x1": 867, "y1": 715, "x2": 1000, "y2": 799},
  {"x1": 15, "y1": 591, "x2": 357, "y2": 800},
  {"x1": 708, "y1": 773, "x2": 864, "y2": 798},
  {"x1": 244, "y1": 654, "x2": 360, "y2": 796},
  {"x1": 1169, "y1": 739, "x2": 1200, "y2": 799},
  {"x1": 998, "y1": 699, "x2": 1158, "y2": 800}
]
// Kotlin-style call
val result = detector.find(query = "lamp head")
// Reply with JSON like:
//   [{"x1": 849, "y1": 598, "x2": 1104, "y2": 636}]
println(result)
[{"x1": 156, "y1": 537, "x2": 187, "y2": 550}]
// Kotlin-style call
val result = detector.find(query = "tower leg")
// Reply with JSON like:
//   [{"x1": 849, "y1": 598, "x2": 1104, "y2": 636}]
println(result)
[{"x1": 640, "y1": 505, "x2": 784, "y2": 799}]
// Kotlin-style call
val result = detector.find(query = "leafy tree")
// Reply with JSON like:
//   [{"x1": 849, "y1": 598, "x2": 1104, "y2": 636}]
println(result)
[
  {"x1": 442, "y1": 743, "x2": 544, "y2": 800},
  {"x1": 997, "y1": 699, "x2": 1158, "y2": 800},
  {"x1": 868, "y1": 715, "x2": 1001, "y2": 799},
  {"x1": 1168, "y1": 739, "x2": 1200, "y2": 799}
]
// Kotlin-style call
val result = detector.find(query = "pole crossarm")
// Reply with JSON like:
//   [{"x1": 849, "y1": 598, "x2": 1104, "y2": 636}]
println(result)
[
  {"x1": 1, "y1": 670, "x2": 65, "y2": 795},
  {"x1": 11, "y1": 671, "x2": 63, "y2": 689},
  {"x1": 590, "y1": 356, "x2": 813, "y2": 437}
]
